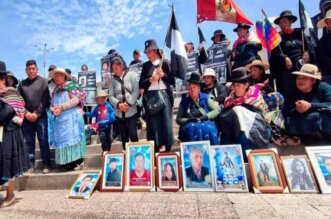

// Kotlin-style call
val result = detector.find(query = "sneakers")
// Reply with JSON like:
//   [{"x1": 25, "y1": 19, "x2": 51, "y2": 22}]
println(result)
[
  {"x1": 74, "y1": 162, "x2": 84, "y2": 171},
  {"x1": 42, "y1": 165, "x2": 51, "y2": 174}
]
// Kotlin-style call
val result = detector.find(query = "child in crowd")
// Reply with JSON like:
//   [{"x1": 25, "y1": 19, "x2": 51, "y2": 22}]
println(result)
[{"x1": 86, "y1": 90, "x2": 115, "y2": 154}]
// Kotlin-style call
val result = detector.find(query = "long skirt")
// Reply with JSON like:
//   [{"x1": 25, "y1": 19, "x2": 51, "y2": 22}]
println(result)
[
  {"x1": 286, "y1": 111, "x2": 331, "y2": 136},
  {"x1": 0, "y1": 125, "x2": 31, "y2": 185},
  {"x1": 144, "y1": 90, "x2": 174, "y2": 151},
  {"x1": 179, "y1": 121, "x2": 219, "y2": 145}
]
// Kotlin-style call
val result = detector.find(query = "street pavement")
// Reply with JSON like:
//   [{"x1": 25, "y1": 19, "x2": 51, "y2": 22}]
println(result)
[{"x1": 1, "y1": 190, "x2": 331, "y2": 218}]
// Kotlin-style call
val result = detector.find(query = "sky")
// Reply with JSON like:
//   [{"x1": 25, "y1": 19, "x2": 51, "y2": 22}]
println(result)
[{"x1": 0, "y1": 0, "x2": 320, "y2": 81}]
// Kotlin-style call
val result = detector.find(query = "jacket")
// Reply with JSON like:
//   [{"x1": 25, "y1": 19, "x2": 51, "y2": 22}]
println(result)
[
  {"x1": 85, "y1": 102, "x2": 115, "y2": 127},
  {"x1": 317, "y1": 33, "x2": 331, "y2": 80},
  {"x1": 109, "y1": 69, "x2": 139, "y2": 119}
]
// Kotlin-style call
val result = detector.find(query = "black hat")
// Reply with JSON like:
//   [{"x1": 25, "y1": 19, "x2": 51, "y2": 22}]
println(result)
[
  {"x1": 133, "y1": 49, "x2": 140, "y2": 55},
  {"x1": 65, "y1": 68, "x2": 72, "y2": 75},
  {"x1": 187, "y1": 72, "x2": 201, "y2": 85},
  {"x1": 48, "y1": 64, "x2": 56, "y2": 72},
  {"x1": 233, "y1": 22, "x2": 251, "y2": 32},
  {"x1": 211, "y1": 29, "x2": 225, "y2": 41},
  {"x1": 7, "y1": 71, "x2": 18, "y2": 86},
  {"x1": 144, "y1": 39, "x2": 159, "y2": 53},
  {"x1": 0, "y1": 61, "x2": 9, "y2": 75},
  {"x1": 274, "y1": 10, "x2": 298, "y2": 25},
  {"x1": 109, "y1": 158, "x2": 118, "y2": 163},
  {"x1": 230, "y1": 67, "x2": 250, "y2": 83}
]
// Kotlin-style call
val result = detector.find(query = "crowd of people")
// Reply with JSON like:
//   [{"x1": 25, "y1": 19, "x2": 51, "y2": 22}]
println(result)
[{"x1": 1, "y1": 7, "x2": 331, "y2": 208}]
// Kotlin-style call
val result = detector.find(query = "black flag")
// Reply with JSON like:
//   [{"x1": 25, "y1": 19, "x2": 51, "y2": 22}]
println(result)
[{"x1": 299, "y1": 0, "x2": 318, "y2": 47}]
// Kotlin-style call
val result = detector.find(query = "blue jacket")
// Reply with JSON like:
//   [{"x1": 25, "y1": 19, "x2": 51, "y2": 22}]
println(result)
[{"x1": 86, "y1": 102, "x2": 115, "y2": 128}]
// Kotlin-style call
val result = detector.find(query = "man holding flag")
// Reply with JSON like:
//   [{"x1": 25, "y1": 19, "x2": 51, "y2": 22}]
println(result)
[{"x1": 270, "y1": 10, "x2": 316, "y2": 114}]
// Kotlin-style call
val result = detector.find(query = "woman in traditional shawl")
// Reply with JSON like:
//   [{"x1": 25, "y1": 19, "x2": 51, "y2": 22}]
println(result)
[
  {"x1": 48, "y1": 68, "x2": 86, "y2": 171},
  {"x1": 0, "y1": 61, "x2": 30, "y2": 208}
]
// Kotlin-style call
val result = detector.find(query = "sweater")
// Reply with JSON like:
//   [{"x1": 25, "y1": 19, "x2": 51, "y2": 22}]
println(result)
[{"x1": 85, "y1": 102, "x2": 115, "y2": 127}]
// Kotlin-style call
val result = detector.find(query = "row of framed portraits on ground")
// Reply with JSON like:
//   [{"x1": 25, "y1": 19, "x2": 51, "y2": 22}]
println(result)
[{"x1": 67, "y1": 141, "x2": 331, "y2": 199}]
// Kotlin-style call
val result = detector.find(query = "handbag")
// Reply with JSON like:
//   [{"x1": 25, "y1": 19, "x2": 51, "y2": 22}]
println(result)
[{"x1": 145, "y1": 91, "x2": 166, "y2": 115}]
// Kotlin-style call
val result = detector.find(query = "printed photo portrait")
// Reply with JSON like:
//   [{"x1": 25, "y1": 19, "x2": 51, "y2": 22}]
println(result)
[
  {"x1": 68, "y1": 172, "x2": 100, "y2": 199},
  {"x1": 252, "y1": 154, "x2": 280, "y2": 187},
  {"x1": 85, "y1": 90, "x2": 96, "y2": 105},
  {"x1": 181, "y1": 141, "x2": 213, "y2": 191},
  {"x1": 101, "y1": 72, "x2": 111, "y2": 89},
  {"x1": 101, "y1": 153, "x2": 124, "y2": 191},
  {"x1": 316, "y1": 153, "x2": 331, "y2": 188},
  {"x1": 211, "y1": 145, "x2": 248, "y2": 192},
  {"x1": 128, "y1": 145, "x2": 152, "y2": 188},
  {"x1": 159, "y1": 156, "x2": 178, "y2": 187},
  {"x1": 281, "y1": 156, "x2": 318, "y2": 193},
  {"x1": 79, "y1": 76, "x2": 87, "y2": 87}
]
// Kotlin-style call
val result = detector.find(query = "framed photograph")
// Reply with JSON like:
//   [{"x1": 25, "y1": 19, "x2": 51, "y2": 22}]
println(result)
[
  {"x1": 247, "y1": 149, "x2": 287, "y2": 193},
  {"x1": 306, "y1": 146, "x2": 331, "y2": 194},
  {"x1": 68, "y1": 171, "x2": 101, "y2": 199},
  {"x1": 155, "y1": 152, "x2": 182, "y2": 192},
  {"x1": 126, "y1": 141, "x2": 154, "y2": 191},
  {"x1": 211, "y1": 145, "x2": 248, "y2": 192},
  {"x1": 100, "y1": 151, "x2": 125, "y2": 192},
  {"x1": 180, "y1": 141, "x2": 214, "y2": 191},
  {"x1": 280, "y1": 155, "x2": 318, "y2": 193}
]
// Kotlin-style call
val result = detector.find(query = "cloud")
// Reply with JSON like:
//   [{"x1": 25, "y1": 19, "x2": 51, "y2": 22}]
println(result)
[{"x1": 9, "y1": 0, "x2": 168, "y2": 59}]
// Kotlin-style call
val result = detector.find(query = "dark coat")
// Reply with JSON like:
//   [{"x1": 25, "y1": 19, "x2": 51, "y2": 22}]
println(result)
[
  {"x1": 185, "y1": 166, "x2": 209, "y2": 182},
  {"x1": 106, "y1": 168, "x2": 121, "y2": 186},
  {"x1": 232, "y1": 41, "x2": 262, "y2": 69},
  {"x1": 249, "y1": 74, "x2": 274, "y2": 95},
  {"x1": 201, "y1": 81, "x2": 227, "y2": 104},
  {"x1": 317, "y1": 33, "x2": 331, "y2": 84},
  {"x1": 270, "y1": 28, "x2": 316, "y2": 113}
]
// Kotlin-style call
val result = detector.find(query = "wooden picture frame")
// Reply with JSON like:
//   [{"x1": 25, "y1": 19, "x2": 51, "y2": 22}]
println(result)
[
  {"x1": 306, "y1": 146, "x2": 331, "y2": 194},
  {"x1": 180, "y1": 141, "x2": 214, "y2": 192},
  {"x1": 210, "y1": 145, "x2": 248, "y2": 192},
  {"x1": 100, "y1": 151, "x2": 125, "y2": 192},
  {"x1": 68, "y1": 171, "x2": 101, "y2": 199},
  {"x1": 126, "y1": 141, "x2": 155, "y2": 191},
  {"x1": 247, "y1": 149, "x2": 287, "y2": 193},
  {"x1": 280, "y1": 155, "x2": 318, "y2": 193},
  {"x1": 155, "y1": 152, "x2": 182, "y2": 192}
]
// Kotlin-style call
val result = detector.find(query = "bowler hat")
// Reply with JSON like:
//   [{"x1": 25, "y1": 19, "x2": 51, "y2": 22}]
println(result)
[
  {"x1": 292, "y1": 64, "x2": 322, "y2": 80},
  {"x1": 233, "y1": 22, "x2": 251, "y2": 32},
  {"x1": 211, "y1": 29, "x2": 225, "y2": 41},
  {"x1": 274, "y1": 10, "x2": 297, "y2": 25},
  {"x1": 0, "y1": 61, "x2": 9, "y2": 75},
  {"x1": 230, "y1": 67, "x2": 250, "y2": 83},
  {"x1": 65, "y1": 68, "x2": 72, "y2": 75},
  {"x1": 144, "y1": 39, "x2": 159, "y2": 53},
  {"x1": 187, "y1": 72, "x2": 201, "y2": 85}
]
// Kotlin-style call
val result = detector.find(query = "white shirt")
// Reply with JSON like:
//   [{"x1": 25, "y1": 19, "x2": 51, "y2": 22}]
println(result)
[{"x1": 148, "y1": 59, "x2": 167, "y2": 91}]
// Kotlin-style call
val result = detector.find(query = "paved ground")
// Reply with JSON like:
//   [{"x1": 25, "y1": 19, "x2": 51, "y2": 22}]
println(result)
[{"x1": 1, "y1": 190, "x2": 331, "y2": 218}]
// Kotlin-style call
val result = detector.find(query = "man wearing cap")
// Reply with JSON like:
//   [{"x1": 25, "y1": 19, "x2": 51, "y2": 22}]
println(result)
[
  {"x1": 201, "y1": 68, "x2": 227, "y2": 106},
  {"x1": 18, "y1": 60, "x2": 51, "y2": 174},
  {"x1": 129, "y1": 49, "x2": 143, "y2": 66},
  {"x1": 270, "y1": 10, "x2": 316, "y2": 113},
  {"x1": 317, "y1": 9, "x2": 331, "y2": 84},
  {"x1": 231, "y1": 22, "x2": 262, "y2": 69},
  {"x1": 286, "y1": 64, "x2": 331, "y2": 143}
]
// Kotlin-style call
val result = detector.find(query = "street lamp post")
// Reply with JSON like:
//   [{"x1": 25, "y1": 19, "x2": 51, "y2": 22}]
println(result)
[{"x1": 35, "y1": 43, "x2": 54, "y2": 78}]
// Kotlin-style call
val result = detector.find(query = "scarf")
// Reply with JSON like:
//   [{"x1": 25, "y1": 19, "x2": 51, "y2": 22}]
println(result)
[
  {"x1": 281, "y1": 27, "x2": 294, "y2": 35},
  {"x1": 52, "y1": 81, "x2": 85, "y2": 108},
  {"x1": 224, "y1": 85, "x2": 268, "y2": 114},
  {"x1": 233, "y1": 34, "x2": 249, "y2": 49}
]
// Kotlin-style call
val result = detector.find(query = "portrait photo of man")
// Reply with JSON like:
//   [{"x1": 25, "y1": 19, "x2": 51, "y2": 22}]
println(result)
[
  {"x1": 106, "y1": 157, "x2": 122, "y2": 187},
  {"x1": 322, "y1": 155, "x2": 331, "y2": 186},
  {"x1": 129, "y1": 152, "x2": 151, "y2": 186},
  {"x1": 73, "y1": 175, "x2": 93, "y2": 196},
  {"x1": 185, "y1": 146, "x2": 209, "y2": 183}
]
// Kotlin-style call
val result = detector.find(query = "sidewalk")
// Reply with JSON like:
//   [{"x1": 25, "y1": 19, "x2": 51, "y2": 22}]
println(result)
[{"x1": 1, "y1": 190, "x2": 331, "y2": 218}]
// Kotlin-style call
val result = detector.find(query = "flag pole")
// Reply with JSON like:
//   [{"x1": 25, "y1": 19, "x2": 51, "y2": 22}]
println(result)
[
  {"x1": 301, "y1": 30, "x2": 306, "y2": 52},
  {"x1": 160, "y1": 3, "x2": 174, "y2": 66}
]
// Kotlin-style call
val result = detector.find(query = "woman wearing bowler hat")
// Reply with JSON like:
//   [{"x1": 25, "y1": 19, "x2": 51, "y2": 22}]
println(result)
[
  {"x1": 139, "y1": 39, "x2": 175, "y2": 152},
  {"x1": 0, "y1": 61, "x2": 30, "y2": 208},
  {"x1": 231, "y1": 22, "x2": 262, "y2": 69},
  {"x1": 217, "y1": 67, "x2": 272, "y2": 160},
  {"x1": 270, "y1": 10, "x2": 316, "y2": 115},
  {"x1": 176, "y1": 72, "x2": 220, "y2": 145}
]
